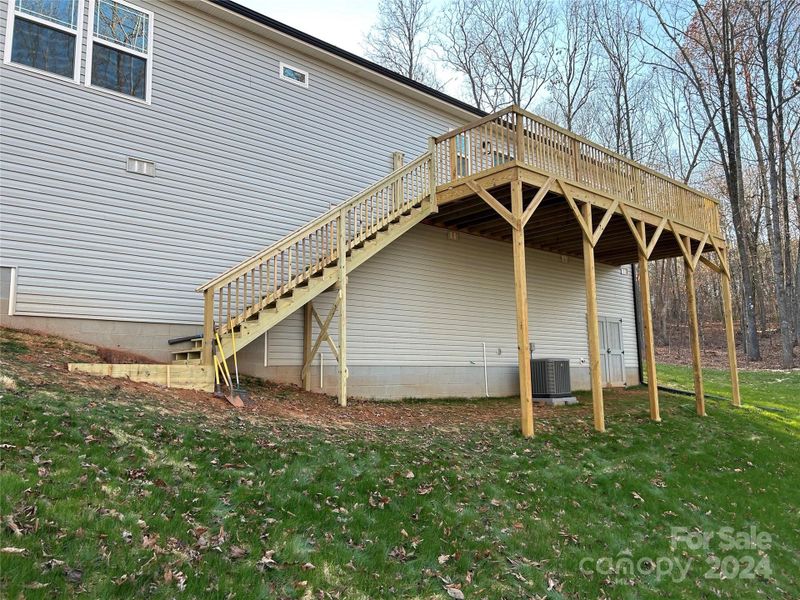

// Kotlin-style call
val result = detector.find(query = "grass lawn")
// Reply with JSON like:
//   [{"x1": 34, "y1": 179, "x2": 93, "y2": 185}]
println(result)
[{"x1": 1, "y1": 333, "x2": 798, "y2": 598}]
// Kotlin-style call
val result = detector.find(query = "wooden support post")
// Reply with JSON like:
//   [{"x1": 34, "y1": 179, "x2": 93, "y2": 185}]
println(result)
[
  {"x1": 428, "y1": 137, "x2": 438, "y2": 212},
  {"x1": 449, "y1": 137, "x2": 458, "y2": 180},
  {"x1": 302, "y1": 302, "x2": 313, "y2": 391},
  {"x1": 720, "y1": 259, "x2": 741, "y2": 407},
  {"x1": 511, "y1": 179, "x2": 534, "y2": 438},
  {"x1": 582, "y1": 203, "x2": 605, "y2": 432},
  {"x1": 392, "y1": 151, "x2": 404, "y2": 211},
  {"x1": 337, "y1": 211, "x2": 348, "y2": 407},
  {"x1": 683, "y1": 240, "x2": 705, "y2": 416},
  {"x1": 637, "y1": 223, "x2": 660, "y2": 421},
  {"x1": 202, "y1": 288, "x2": 214, "y2": 366}
]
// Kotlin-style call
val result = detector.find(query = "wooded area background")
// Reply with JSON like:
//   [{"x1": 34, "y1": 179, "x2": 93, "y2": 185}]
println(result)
[{"x1": 364, "y1": 0, "x2": 799, "y2": 368}]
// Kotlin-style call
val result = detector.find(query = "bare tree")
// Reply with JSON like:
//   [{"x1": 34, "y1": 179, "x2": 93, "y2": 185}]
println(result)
[
  {"x1": 438, "y1": 0, "x2": 495, "y2": 109},
  {"x1": 439, "y1": 0, "x2": 555, "y2": 110},
  {"x1": 365, "y1": 0, "x2": 439, "y2": 88},
  {"x1": 589, "y1": 0, "x2": 653, "y2": 160},
  {"x1": 653, "y1": 70, "x2": 713, "y2": 182},
  {"x1": 480, "y1": 0, "x2": 555, "y2": 109},
  {"x1": 738, "y1": 0, "x2": 800, "y2": 367},
  {"x1": 546, "y1": 0, "x2": 597, "y2": 132},
  {"x1": 640, "y1": 0, "x2": 762, "y2": 360}
]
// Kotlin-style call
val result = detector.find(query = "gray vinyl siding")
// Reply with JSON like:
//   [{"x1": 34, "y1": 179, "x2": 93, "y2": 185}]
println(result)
[
  {"x1": 260, "y1": 227, "x2": 639, "y2": 371},
  {"x1": 0, "y1": 0, "x2": 460, "y2": 322},
  {"x1": 0, "y1": 0, "x2": 639, "y2": 372}
]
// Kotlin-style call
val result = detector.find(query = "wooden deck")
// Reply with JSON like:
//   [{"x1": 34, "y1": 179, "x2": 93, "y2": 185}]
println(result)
[{"x1": 428, "y1": 105, "x2": 722, "y2": 264}]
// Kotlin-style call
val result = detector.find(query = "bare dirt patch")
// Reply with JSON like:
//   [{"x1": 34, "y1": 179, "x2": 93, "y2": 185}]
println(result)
[{"x1": 1, "y1": 326, "x2": 641, "y2": 433}]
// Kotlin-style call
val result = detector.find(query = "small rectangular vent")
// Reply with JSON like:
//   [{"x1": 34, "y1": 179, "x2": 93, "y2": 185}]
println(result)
[{"x1": 126, "y1": 157, "x2": 155, "y2": 177}]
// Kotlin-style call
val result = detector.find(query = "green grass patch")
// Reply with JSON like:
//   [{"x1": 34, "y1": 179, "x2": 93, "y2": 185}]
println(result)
[
  {"x1": 0, "y1": 366, "x2": 798, "y2": 598},
  {"x1": 0, "y1": 339, "x2": 29, "y2": 355}
]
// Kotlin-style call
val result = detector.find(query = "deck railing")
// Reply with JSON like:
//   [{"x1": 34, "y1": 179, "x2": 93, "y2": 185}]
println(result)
[
  {"x1": 196, "y1": 150, "x2": 435, "y2": 353},
  {"x1": 434, "y1": 106, "x2": 721, "y2": 236}
]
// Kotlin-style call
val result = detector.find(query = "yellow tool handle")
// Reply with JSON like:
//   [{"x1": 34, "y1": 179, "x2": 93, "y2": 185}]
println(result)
[
  {"x1": 215, "y1": 332, "x2": 234, "y2": 386},
  {"x1": 229, "y1": 318, "x2": 240, "y2": 385},
  {"x1": 213, "y1": 355, "x2": 229, "y2": 386}
]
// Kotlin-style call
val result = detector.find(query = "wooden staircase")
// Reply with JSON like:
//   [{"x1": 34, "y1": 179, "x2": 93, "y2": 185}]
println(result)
[
  {"x1": 171, "y1": 200, "x2": 434, "y2": 365},
  {"x1": 170, "y1": 147, "x2": 439, "y2": 394}
]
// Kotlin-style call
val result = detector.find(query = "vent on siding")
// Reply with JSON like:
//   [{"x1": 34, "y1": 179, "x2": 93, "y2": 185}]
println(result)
[{"x1": 126, "y1": 157, "x2": 155, "y2": 177}]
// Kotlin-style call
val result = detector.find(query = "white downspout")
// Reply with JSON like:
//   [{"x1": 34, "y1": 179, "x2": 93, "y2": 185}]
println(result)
[
  {"x1": 482, "y1": 342, "x2": 489, "y2": 397},
  {"x1": 7, "y1": 267, "x2": 17, "y2": 316}
]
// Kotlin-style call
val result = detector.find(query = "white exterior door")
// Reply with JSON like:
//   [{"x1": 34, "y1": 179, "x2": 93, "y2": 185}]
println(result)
[{"x1": 598, "y1": 316, "x2": 626, "y2": 386}]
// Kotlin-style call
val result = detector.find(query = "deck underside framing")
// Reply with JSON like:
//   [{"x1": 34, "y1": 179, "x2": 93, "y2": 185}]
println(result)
[{"x1": 429, "y1": 162, "x2": 726, "y2": 266}]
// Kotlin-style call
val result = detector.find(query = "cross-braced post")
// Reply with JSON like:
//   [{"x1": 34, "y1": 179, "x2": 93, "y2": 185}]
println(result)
[
  {"x1": 719, "y1": 249, "x2": 741, "y2": 407},
  {"x1": 681, "y1": 235, "x2": 706, "y2": 416},
  {"x1": 510, "y1": 178, "x2": 534, "y2": 437},
  {"x1": 636, "y1": 222, "x2": 660, "y2": 421},
  {"x1": 302, "y1": 303, "x2": 313, "y2": 390},
  {"x1": 561, "y1": 182, "x2": 610, "y2": 432},
  {"x1": 581, "y1": 203, "x2": 606, "y2": 432},
  {"x1": 337, "y1": 210, "x2": 348, "y2": 407},
  {"x1": 467, "y1": 175, "x2": 550, "y2": 437}
]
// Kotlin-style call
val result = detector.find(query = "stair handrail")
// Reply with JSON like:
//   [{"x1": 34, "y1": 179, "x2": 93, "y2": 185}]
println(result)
[{"x1": 197, "y1": 150, "x2": 433, "y2": 293}]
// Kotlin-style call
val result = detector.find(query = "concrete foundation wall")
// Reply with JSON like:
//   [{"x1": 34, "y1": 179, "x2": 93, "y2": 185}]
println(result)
[
  {"x1": 223, "y1": 361, "x2": 641, "y2": 399},
  {"x1": 0, "y1": 300, "x2": 198, "y2": 362}
]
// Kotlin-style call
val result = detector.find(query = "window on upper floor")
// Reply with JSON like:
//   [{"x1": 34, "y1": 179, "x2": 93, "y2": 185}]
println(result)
[
  {"x1": 87, "y1": 0, "x2": 152, "y2": 101},
  {"x1": 280, "y1": 62, "x2": 308, "y2": 87},
  {"x1": 5, "y1": 0, "x2": 84, "y2": 81}
]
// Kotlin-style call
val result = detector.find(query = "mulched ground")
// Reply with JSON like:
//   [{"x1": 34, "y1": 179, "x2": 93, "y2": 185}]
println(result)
[{"x1": 1, "y1": 326, "x2": 651, "y2": 434}]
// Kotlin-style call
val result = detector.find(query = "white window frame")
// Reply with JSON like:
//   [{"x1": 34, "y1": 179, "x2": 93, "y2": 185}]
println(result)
[
  {"x1": 85, "y1": 0, "x2": 153, "y2": 104},
  {"x1": 3, "y1": 0, "x2": 85, "y2": 84},
  {"x1": 279, "y1": 61, "x2": 309, "y2": 88}
]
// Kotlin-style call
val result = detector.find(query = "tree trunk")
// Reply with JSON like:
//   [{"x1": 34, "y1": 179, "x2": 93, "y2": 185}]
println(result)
[{"x1": 759, "y1": 28, "x2": 794, "y2": 367}]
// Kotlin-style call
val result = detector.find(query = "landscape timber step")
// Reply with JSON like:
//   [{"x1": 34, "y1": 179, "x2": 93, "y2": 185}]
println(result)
[{"x1": 68, "y1": 362, "x2": 214, "y2": 392}]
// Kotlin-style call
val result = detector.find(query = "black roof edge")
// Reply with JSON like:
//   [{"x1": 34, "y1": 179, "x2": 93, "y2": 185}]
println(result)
[{"x1": 209, "y1": 0, "x2": 487, "y2": 118}]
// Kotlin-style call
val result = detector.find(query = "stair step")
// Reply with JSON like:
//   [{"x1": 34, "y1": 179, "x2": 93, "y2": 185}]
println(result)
[
  {"x1": 172, "y1": 349, "x2": 202, "y2": 361},
  {"x1": 172, "y1": 358, "x2": 201, "y2": 366}
]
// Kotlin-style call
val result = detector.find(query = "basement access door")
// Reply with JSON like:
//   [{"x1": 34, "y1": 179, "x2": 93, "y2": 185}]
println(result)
[{"x1": 598, "y1": 316, "x2": 626, "y2": 386}]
